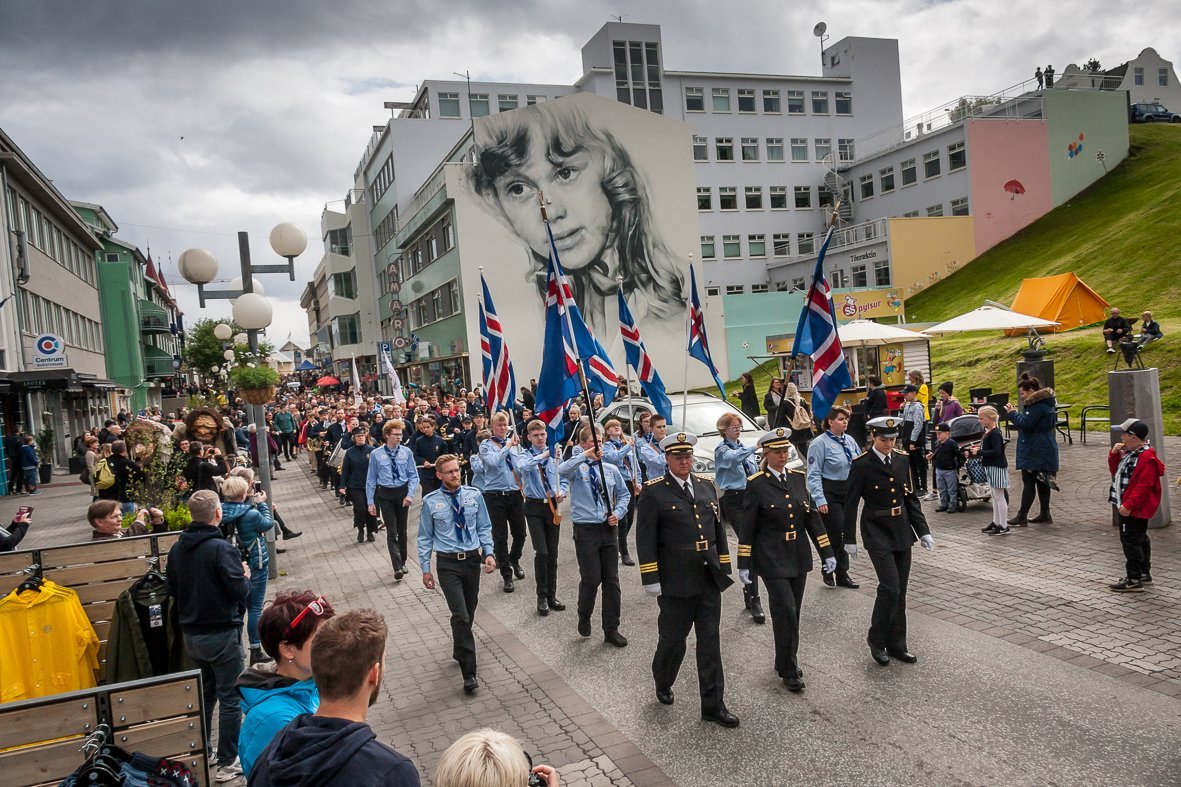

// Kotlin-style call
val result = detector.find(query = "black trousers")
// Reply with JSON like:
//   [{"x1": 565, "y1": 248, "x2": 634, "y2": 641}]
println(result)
[
  {"x1": 573, "y1": 521, "x2": 621, "y2": 631},
  {"x1": 484, "y1": 491, "x2": 526, "y2": 577},
  {"x1": 654, "y1": 590, "x2": 724, "y2": 711},
  {"x1": 436, "y1": 556, "x2": 482, "y2": 679},
  {"x1": 316, "y1": 454, "x2": 332, "y2": 487},
  {"x1": 375, "y1": 484, "x2": 409, "y2": 570},
  {"x1": 1118, "y1": 512, "x2": 1151, "y2": 579},
  {"x1": 1018, "y1": 470, "x2": 1052, "y2": 517},
  {"x1": 907, "y1": 447, "x2": 928, "y2": 494},
  {"x1": 348, "y1": 488, "x2": 376, "y2": 534},
  {"x1": 721, "y1": 488, "x2": 759, "y2": 601},
  {"x1": 524, "y1": 499, "x2": 561, "y2": 599},
  {"x1": 279, "y1": 432, "x2": 296, "y2": 461},
  {"x1": 617, "y1": 492, "x2": 636, "y2": 557},
  {"x1": 820, "y1": 480, "x2": 850, "y2": 577},
  {"x1": 762, "y1": 574, "x2": 807, "y2": 678},
  {"x1": 867, "y1": 548, "x2": 911, "y2": 651}
]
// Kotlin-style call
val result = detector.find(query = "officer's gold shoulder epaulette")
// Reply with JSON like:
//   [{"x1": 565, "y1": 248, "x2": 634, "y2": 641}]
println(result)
[
  {"x1": 851, "y1": 452, "x2": 870, "y2": 461},
  {"x1": 893, "y1": 448, "x2": 908, "y2": 456},
  {"x1": 747, "y1": 470, "x2": 765, "y2": 481},
  {"x1": 789, "y1": 468, "x2": 806, "y2": 475},
  {"x1": 645, "y1": 477, "x2": 663, "y2": 486}
]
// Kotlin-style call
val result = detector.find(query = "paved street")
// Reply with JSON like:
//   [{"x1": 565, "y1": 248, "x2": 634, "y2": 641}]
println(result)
[{"x1": 8, "y1": 436, "x2": 1181, "y2": 786}]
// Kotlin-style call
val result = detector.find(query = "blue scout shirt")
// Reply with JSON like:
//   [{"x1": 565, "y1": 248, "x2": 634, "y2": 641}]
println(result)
[
  {"x1": 714, "y1": 439, "x2": 758, "y2": 491},
  {"x1": 418, "y1": 485, "x2": 494, "y2": 568},
  {"x1": 602, "y1": 438, "x2": 638, "y2": 482},
  {"x1": 518, "y1": 446, "x2": 569, "y2": 500},
  {"x1": 365, "y1": 443, "x2": 420, "y2": 506},
  {"x1": 638, "y1": 440, "x2": 667, "y2": 480},
  {"x1": 558, "y1": 452, "x2": 631, "y2": 524},
  {"x1": 479, "y1": 436, "x2": 524, "y2": 492},
  {"x1": 806, "y1": 430, "x2": 859, "y2": 506}
]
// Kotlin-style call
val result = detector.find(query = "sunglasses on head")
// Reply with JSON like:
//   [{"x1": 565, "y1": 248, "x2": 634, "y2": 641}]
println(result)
[{"x1": 284, "y1": 595, "x2": 328, "y2": 641}]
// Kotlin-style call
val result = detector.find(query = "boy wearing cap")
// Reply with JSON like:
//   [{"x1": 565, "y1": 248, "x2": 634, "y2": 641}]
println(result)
[
  {"x1": 927, "y1": 424, "x2": 962, "y2": 513},
  {"x1": 1108, "y1": 419, "x2": 1165, "y2": 592}
]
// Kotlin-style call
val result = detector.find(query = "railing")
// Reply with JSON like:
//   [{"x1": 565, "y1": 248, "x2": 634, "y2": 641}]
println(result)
[
  {"x1": 139, "y1": 299, "x2": 170, "y2": 333},
  {"x1": 144, "y1": 355, "x2": 174, "y2": 378}
]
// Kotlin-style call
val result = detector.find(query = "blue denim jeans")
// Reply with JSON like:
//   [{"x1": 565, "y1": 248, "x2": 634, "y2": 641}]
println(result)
[
  {"x1": 183, "y1": 627, "x2": 243, "y2": 766},
  {"x1": 247, "y1": 569, "x2": 268, "y2": 648},
  {"x1": 936, "y1": 469, "x2": 959, "y2": 509}
]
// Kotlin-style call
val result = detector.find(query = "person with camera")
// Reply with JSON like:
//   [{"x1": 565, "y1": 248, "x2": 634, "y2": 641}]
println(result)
[
  {"x1": 182, "y1": 440, "x2": 229, "y2": 495},
  {"x1": 0, "y1": 508, "x2": 32, "y2": 551},
  {"x1": 220, "y1": 476, "x2": 275, "y2": 666},
  {"x1": 435, "y1": 728, "x2": 559, "y2": 787},
  {"x1": 88, "y1": 499, "x2": 157, "y2": 539}
]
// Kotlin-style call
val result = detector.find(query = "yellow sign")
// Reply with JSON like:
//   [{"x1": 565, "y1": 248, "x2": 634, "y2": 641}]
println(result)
[
  {"x1": 879, "y1": 343, "x2": 907, "y2": 386},
  {"x1": 833, "y1": 289, "x2": 905, "y2": 321}
]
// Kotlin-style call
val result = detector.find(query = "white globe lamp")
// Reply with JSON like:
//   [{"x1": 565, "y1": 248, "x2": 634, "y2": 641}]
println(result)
[
  {"x1": 270, "y1": 222, "x2": 307, "y2": 258},
  {"x1": 233, "y1": 333, "x2": 249, "y2": 346},
  {"x1": 213, "y1": 322, "x2": 233, "y2": 341},
  {"x1": 228, "y1": 276, "x2": 266, "y2": 297},
  {"x1": 233, "y1": 293, "x2": 273, "y2": 330},
  {"x1": 178, "y1": 248, "x2": 218, "y2": 285},
  {"x1": 223, "y1": 349, "x2": 236, "y2": 361}
]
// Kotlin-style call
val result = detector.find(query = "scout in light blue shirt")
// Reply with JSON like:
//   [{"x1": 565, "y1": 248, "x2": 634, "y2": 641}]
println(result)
[
  {"x1": 479, "y1": 420, "x2": 524, "y2": 492},
  {"x1": 519, "y1": 444, "x2": 569, "y2": 501},
  {"x1": 559, "y1": 443, "x2": 631, "y2": 524},
  {"x1": 366, "y1": 419, "x2": 421, "y2": 579},
  {"x1": 365, "y1": 429, "x2": 419, "y2": 506},
  {"x1": 638, "y1": 415, "x2": 670, "y2": 480},
  {"x1": 806, "y1": 425, "x2": 859, "y2": 506},
  {"x1": 469, "y1": 449, "x2": 487, "y2": 491},
  {"x1": 714, "y1": 436, "x2": 758, "y2": 492},
  {"x1": 417, "y1": 481, "x2": 495, "y2": 566},
  {"x1": 805, "y1": 407, "x2": 861, "y2": 588}
]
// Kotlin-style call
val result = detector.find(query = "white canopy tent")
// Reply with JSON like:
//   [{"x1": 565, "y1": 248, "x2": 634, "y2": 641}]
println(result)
[
  {"x1": 922, "y1": 305, "x2": 1059, "y2": 335},
  {"x1": 838, "y1": 319, "x2": 931, "y2": 347}
]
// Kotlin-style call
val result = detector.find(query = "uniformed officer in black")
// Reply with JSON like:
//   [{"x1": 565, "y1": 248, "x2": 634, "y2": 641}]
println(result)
[
  {"x1": 738, "y1": 428, "x2": 836, "y2": 692},
  {"x1": 636, "y1": 432, "x2": 739, "y2": 728},
  {"x1": 843, "y1": 417, "x2": 935, "y2": 666}
]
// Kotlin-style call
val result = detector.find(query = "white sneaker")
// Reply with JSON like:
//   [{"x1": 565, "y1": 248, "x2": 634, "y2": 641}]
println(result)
[{"x1": 215, "y1": 757, "x2": 243, "y2": 783}]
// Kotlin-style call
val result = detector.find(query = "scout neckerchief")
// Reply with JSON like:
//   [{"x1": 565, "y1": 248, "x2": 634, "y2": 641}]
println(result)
[
  {"x1": 825, "y1": 430, "x2": 854, "y2": 464},
  {"x1": 383, "y1": 444, "x2": 402, "y2": 486},
  {"x1": 531, "y1": 446, "x2": 554, "y2": 497},
  {"x1": 442, "y1": 485, "x2": 467, "y2": 542}
]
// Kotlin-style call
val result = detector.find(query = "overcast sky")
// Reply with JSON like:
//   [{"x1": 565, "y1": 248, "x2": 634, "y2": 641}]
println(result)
[{"x1": 1, "y1": 0, "x2": 1175, "y2": 347}]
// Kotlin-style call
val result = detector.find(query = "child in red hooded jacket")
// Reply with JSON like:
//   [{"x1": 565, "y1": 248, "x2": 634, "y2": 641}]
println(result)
[{"x1": 1107, "y1": 419, "x2": 1166, "y2": 593}]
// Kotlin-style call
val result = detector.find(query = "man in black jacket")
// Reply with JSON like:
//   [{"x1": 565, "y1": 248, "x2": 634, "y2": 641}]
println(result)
[
  {"x1": 864, "y1": 376, "x2": 889, "y2": 419},
  {"x1": 1103, "y1": 308, "x2": 1132, "y2": 353},
  {"x1": 166, "y1": 490, "x2": 252, "y2": 782},
  {"x1": 100, "y1": 440, "x2": 145, "y2": 514}
]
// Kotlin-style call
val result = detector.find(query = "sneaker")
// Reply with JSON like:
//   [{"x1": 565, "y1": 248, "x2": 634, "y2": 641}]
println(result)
[
  {"x1": 981, "y1": 523, "x2": 999, "y2": 534},
  {"x1": 988, "y1": 526, "x2": 1010, "y2": 536},
  {"x1": 1109, "y1": 578, "x2": 1144, "y2": 593},
  {"x1": 215, "y1": 757, "x2": 243, "y2": 782},
  {"x1": 1140, "y1": 573, "x2": 1153, "y2": 584},
  {"x1": 1107, "y1": 347, "x2": 1116, "y2": 354},
  {"x1": 935, "y1": 507, "x2": 948, "y2": 513}
]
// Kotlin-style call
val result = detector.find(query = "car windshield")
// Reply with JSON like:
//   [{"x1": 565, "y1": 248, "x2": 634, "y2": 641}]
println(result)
[{"x1": 660, "y1": 400, "x2": 759, "y2": 436}]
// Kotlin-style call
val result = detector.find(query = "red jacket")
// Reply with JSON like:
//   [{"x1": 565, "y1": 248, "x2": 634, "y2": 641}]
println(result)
[{"x1": 1108, "y1": 446, "x2": 1165, "y2": 519}]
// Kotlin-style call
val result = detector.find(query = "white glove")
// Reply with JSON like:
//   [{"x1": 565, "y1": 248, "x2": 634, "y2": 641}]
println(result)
[
  {"x1": 844, "y1": 543, "x2": 858, "y2": 559},
  {"x1": 738, "y1": 569, "x2": 752, "y2": 585},
  {"x1": 822, "y1": 557, "x2": 837, "y2": 574},
  {"x1": 644, "y1": 582, "x2": 662, "y2": 597},
  {"x1": 920, "y1": 534, "x2": 935, "y2": 552}
]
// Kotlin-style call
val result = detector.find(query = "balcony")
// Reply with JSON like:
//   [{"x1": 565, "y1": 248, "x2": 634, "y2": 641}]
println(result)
[
  {"x1": 139, "y1": 299, "x2": 170, "y2": 333},
  {"x1": 142, "y1": 345, "x2": 175, "y2": 379}
]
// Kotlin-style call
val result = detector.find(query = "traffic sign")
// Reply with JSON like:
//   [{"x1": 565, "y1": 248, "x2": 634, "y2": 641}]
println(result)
[{"x1": 378, "y1": 341, "x2": 392, "y2": 354}]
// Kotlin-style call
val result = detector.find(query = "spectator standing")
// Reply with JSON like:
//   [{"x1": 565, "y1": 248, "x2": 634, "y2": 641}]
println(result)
[
  {"x1": 340, "y1": 428, "x2": 377, "y2": 543},
  {"x1": 0, "y1": 509, "x2": 32, "y2": 551},
  {"x1": 182, "y1": 441, "x2": 229, "y2": 495},
  {"x1": 1004, "y1": 373, "x2": 1059, "y2": 525},
  {"x1": 974, "y1": 406, "x2": 1010, "y2": 535},
  {"x1": 763, "y1": 377, "x2": 786, "y2": 427},
  {"x1": 83, "y1": 435, "x2": 100, "y2": 500},
  {"x1": 927, "y1": 424, "x2": 961, "y2": 513},
  {"x1": 20, "y1": 435, "x2": 39, "y2": 495},
  {"x1": 1107, "y1": 419, "x2": 1165, "y2": 593},
  {"x1": 101, "y1": 440, "x2": 145, "y2": 514},
  {"x1": 273, "y1": 405, "x2": 298, "y2": 461},
  {"x1": 5, "y1": 424, "x2": 25, "y2": 495},
  {"x1": 783, "y1": 383, "x2": 814, "y2": 456},
  {"x1": 932, "y1": 382, "x2": 963, "y2": 425},
  {"x1": 899, "y1": 385, "x2": 928, "y2": 497},
  {"x1": 1103, "y1": 307, "x2": 1132, "y2": 353},
  {"x1": 220, "y1": 477, "x2": 275, "y2": 666},
  {"x1": 1044, "y1": 64, "x2": 1055, "y2": 88},
  {"x1": 732, "y1": 372, "x2": 761, "y2": 421},
  {"x1": 907, "y1": 370, "x2": 930, "y2": 422},
  {"x1": 166, "y1": 490, "x2": 251, "y2": 783},
  {"x1": 1035, "y1": 66, "x2": 1044, "y2": 89},
  {"x1": 863, "y1": 376, "x2": 889, "y2": 419}
]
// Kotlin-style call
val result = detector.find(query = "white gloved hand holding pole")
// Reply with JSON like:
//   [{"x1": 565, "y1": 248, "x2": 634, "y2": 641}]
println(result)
[
  {"x1": 645, "y1": 582, "x2": 662, "y2": 597},
  {"x1": 920, "y1": 534, "x2": 935, "y2": 552}
]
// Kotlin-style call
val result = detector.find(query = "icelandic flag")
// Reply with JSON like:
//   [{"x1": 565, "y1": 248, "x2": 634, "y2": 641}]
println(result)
[
  {"x1": 687, "y1": 266, "x2": 726, "y2": 399},
  {"x1": 535, "y1": 223, "x2": 618, "y2": 450},
  {"x1": 790, "y1": 224, "x2": 851, "y2": 421},
  {"x1": 618, "y1": 290, "x2": 672, "y2": 423},
  {"x1": 479, "y1": 274, "x2": 516, "y2": 414}
]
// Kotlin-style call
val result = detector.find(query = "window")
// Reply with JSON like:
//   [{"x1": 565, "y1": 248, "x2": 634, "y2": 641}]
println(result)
[
  {"x1": 880, "y1": 166, "x2": 895, "y2": 193},
  {"x1": 811, "y1": 90, "x2": 829, "y2": 114},
  {"x1": 696, "y1": 187, "x2": 712, "y2": 211},
  {"x1": 427, "y1": 233, "x2": 438, "y2": 261},
  {"x1": 859, "y1": 174, "x2": 874, "y2": 200},
  {"x1": 901, "y1": 158, "x2": 917, "y2": 186},
  {"x1": 741, "y1": 138, "x2": 759, "y2": 161},
  {"x1": 1134, "y1": 67, "x2": 1144, "y2": 86},
  {"x1": 786, "y1": 90, "x2": 805, "y2": 114},
  {"x1": 835, "y1": 91, "x2": 852, "y2": 114},
  {"x1": 526, "y1": 95, "x2": 546, "y2": 105},
  {"x1": 442, "y1": 217, "x2": 454, "y2": 250},
  {"x1": 1160, "y1": 68, "x2": 1169, "y2": 87},
  {"x1": 726, "y1": 284, "x2": 744, "y2": 295},
  {"x1": 766, "y1": 138, "x2": 785, "y2": 162},
  {"x1": 903, "y1": 210, "x2": 920, "y2": 218},
  {"x1": 762, "y1": 89, "x2": 781, "y2": 113},
  {"x1": 613, "y1": 40, "x2": 662, "y2": 112},
  {"x1": 751, "y1": 284, "x2": 768, "y2": 293},
  {"x1": 927, "y1": 203, "x2": 944, "y2": 217},
  {"x1": 693, "y1": 135, "x2": 708, "y2": 161},
  {"x1": 332, "y1": 271, "x2": 357, "y2": 299},
  {"x1": 874, "y1": 259, "x2": 891, "y2": 286},
  {"x1": 701, "y1": 236, "x2": 716, "y2": 259},
  {"x1": 712, "y1": 87, "x2": 731, "y2": 112},
  {"x1": 718, "y1": 187, "x2": 738, "y2": 210},
  {"x1": 851, "y1": 264, "x2": 868, "y2": 288},
  {"x1": 737, "y1": 88, "x2": 756, "y2": 112},
  {"x1": 773, "y1": 233, "x2": 791, "y2": 256},
  {"x1": 706, "y1": 286, "x2": 721, "y2": 297},
  {"x1": 105, "y1": 252, "x2": 120, "y2": 262},
  {"x1": 790, "y1": 138, "x2": 808, "y2": 162},
  {"x1": 685, "y1": 86, "x2": 704, "y2": 111},
  {"x1": 948, "y1": 140, "x2": 966, "y2": 171},
  {"x1": 715, "y1": 137, "x2": 734, "y2": 161},
  {"x1": 498, "y1": 94, "x2": 519, "y2": 112},
  {"x1": 814, "y1": 138, "x2": 832, "y2": 162},
  {"x1": 722, "y1": 235, "x2": 741, "y2": 258},
  {"x1": 830, "y1": 269, "x2": 847, "y2": 288},
  {"x1": 838, "y1": 139, "x2": 855, "y2": 162},
  {"x1": 748, "y1": 234, "x2": 766, "y2": 257},
  {"x1": 794, "y1": 186, "x2": 812, "y2": 209},
  {"x1": 775, "y1": 281, "x2": 789, "y2": 292},
  {"x1": 326, "y1": 227, "x2": 351, "y2": 256},
  {"x1": 797, "y1": 232, "x2": 815, "y2": 255},
  {"x1": 769, "y1": 186, "x2": 787, "y2": 209},
  {"x1": 744, "y1": 187, "x2": 763, "y2": 210},
  {"x1": 792, "y1": 277, "x2": 806, "y2": 290},
  {"x1": 469, "y1": 93, "x2": 490, "y2": 117},
  {"x1": 923, "y1": 150, "x2": 941, "y2": 178},
  {"x1": 438, "y1": 92, "x2": 460, "y2": 117},
  {"x1": 818, "y1": 186, "x2": 835, "y2": 208},
  {"x1": 336, "y1": 313, "x2": 361, "y2": 344},
  {"x1": 950, "y1": 197, "x2": 970, "y2": 216}
]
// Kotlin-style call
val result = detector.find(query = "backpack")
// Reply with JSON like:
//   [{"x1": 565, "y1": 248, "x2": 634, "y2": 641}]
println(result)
[
  {"x1": 789, "y1": 400, "x2": 813, "y2": 432},
  {"x1": 79, "y1": 465, "x2": 91, "y2": 486},
  {"x1": 93, "y1": 458, "x2": 116, "y2": 491}
]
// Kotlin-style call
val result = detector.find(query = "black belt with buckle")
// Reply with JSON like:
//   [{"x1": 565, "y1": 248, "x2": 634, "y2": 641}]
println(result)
[
  {"x1": 438, "y1": 549, "x2": 482, "y2": 561},
  {"x1": 483, "y1": 490, "x2": 519, "y2": 497},
  {"x1": 665, "y1": 540, "x2": 713, "y2": 552},
  {"x1": 875, "y1": 506, "x2": 904, "y2": 517},
  {"x1": 783, "y1": 530, "x2": 797, "y2": 541}
]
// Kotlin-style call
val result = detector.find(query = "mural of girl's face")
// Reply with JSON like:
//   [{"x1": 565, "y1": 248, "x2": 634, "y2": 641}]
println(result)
[{"x1": 493, "y1": 132, "x2": 610, "y2": 272}]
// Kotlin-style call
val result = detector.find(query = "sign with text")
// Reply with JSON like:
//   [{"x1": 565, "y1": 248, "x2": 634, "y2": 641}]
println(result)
[
  {"x1": 832, "y1": 288, "x2": 905, "y2": 321},
  {"x1": 31, "y1": 333, "x2": 67, "y2": 369}
]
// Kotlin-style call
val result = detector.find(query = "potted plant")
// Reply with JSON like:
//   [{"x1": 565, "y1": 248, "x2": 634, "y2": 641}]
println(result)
[
  {"x1": 229, "y1": 363, "x2": 281, "y2": 405},
  {"x1": 35, "y1": 421, "x2": 55, "y2": 484}
]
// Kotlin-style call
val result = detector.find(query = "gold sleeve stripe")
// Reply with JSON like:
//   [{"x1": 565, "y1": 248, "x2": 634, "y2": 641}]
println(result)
[
  {"x1": 638, "y1": 562, "x2": 659, "y2": 570},
  {"x1": 817, "y1": 535, "x2": 831, "y2": 547},
  {"x1": 718, "y1": 554, "x2": 731, "y2": 562},
  {"x1": 737, "y1": 545, "x2": 752, "y2": 555},
  {"x1": 639, "y1": 565, "x2": 659, "y2": 574}
]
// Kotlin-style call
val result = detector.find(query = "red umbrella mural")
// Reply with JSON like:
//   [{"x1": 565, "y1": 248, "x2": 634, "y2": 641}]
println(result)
[
  {"x1": 316, "y1": 375, "x2": 341, "y2": 387},
  {"x1": 1003, "y1": 179, "x2": 1026, "y2": 200}
]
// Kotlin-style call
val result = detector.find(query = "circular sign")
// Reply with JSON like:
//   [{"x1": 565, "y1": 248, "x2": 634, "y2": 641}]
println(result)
[
  {"x1": 390, "y1": 299, "x2": 403, "y2": 312},
  {"x1": 393, "y1": 336, "x2": 407, "y2": 349},
  {"x1": 35, "y1": 334, "x2": 64, "y2": 356},
  {"x1": 392, "y1": 318, "x2": 405, "y2": 331}
]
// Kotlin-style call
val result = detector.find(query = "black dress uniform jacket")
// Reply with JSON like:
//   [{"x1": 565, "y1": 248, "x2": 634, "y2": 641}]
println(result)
[
  {"x1": 636, "y1": 474, "x2": 733, "y2": 595},
  {"x1": 842, "y1": 449, "x2": 930, "y2": 552},
  {"x1": 738, "y1": 469, "x2": 834, "y2": 577}
]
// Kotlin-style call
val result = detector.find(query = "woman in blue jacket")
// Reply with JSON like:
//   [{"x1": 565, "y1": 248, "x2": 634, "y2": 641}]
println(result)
[
  {"x1": 220, "y1": 475, "x2": 274, "y2": 665},
  {"x1": 1003, "y1": 373, "x2": 1060, "y2": 525},
  {"x1": 236, "y1": 589, "x2": 336, "y2": 778}
]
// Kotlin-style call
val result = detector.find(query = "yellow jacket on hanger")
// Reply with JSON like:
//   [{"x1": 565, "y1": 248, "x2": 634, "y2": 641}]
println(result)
[{"x1": 0, "y1": 579, "x2": 100, "y2": 702}]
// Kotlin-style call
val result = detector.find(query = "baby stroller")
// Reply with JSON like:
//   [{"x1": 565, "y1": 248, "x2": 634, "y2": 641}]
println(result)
[{"x1": 947, "y1": 414, "x2": 992, "y2": 512}]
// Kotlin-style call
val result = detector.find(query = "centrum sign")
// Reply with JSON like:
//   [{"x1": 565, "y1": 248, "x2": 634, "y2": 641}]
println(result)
[{"x1": 31, "y1": 333, "x2": 67, "y2": 369}]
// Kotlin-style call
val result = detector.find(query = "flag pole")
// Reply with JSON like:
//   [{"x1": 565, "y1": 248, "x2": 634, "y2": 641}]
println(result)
[
  {"x1": 618, "y1": 276, "x2": 642, "y2": 490},
  {"x1": 540, "y1": 192, "x2": 612, "y2": 513},
  {"x1": 680, "y1": 256, "x2": 694, "y2": 428}
]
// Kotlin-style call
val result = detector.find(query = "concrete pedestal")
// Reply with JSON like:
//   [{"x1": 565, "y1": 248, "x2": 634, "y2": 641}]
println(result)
[
  {"x1": 1017, "y1": 353, "x2": 1054, "y2": 394},
  {"x1": 1108, "y1": 368, "x2": 1171, "y2": 528}
]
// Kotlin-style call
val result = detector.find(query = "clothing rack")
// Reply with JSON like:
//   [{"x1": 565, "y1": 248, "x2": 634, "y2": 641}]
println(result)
[
  {"x1": 0, "y1": 531, "x2": 181, "y2": 675},
  {"x1": 0, "y1": 671, "x2": 209, "y2": 786}
]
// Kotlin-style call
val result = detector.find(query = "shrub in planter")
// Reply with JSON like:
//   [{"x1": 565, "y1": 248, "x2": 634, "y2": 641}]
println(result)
[{"x1": 229, "y1": 364, "x2": 280, "y2": 405}]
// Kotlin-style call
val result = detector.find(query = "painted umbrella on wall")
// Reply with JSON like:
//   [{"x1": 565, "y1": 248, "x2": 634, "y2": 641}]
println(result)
[{"x1": 1003, "y1": 179, "x2": 1026, "y2": 199}]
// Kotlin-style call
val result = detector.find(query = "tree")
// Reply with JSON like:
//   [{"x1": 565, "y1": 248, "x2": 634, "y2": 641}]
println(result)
[
  {"x1": 183, "y1": 318, "x2": 274, "y2": 378},
  {"x1": 1084, "y1": 58, "x2": 1102, "y2": 73},
  {"x1": 948, "y1": 96, "x2": 999, "y2": 122}
]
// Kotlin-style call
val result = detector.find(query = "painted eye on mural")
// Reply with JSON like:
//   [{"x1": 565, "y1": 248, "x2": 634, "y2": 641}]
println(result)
[
  {"x1": 554, "y1": 165, "x2": 579, "y2": 183},
  {"x1": 501, "y1": 180, "x2": 535, "y2": 201}
]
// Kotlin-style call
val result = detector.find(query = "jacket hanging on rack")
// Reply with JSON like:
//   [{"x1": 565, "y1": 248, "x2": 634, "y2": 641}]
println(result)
[
  {"x1": 0, "y1": 579, "x2": 100, "y2": 702},
  {"x1": 105, "y1": 573, "x2": 190, "y2": 684}
]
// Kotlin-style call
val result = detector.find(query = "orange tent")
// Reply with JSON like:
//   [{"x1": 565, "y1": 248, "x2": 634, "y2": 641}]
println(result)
[{"x1": 1006, "y1": 273, "x2": 1109, "y2": 334}]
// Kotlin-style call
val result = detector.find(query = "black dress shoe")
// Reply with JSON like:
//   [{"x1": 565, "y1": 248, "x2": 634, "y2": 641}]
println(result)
[
  {"x1": 357, "y1": 531, "x2": 365, "y2": 543},
  {"x1": 620, "y1": 553, "x2": 635, "y2": 566},
  {"x1": 836, "y1": 575, "x2": 860, "y2": 589},
  {"x1": 283, "y1": 530, "x2": 303, "y2": 540},
  {"x1": 547, "y1": 597, "x2": 566, "y2": 611},
  {"x1": 367, "y1": 533, "x2": 376, "y2": 542},
  {"x1": 394, "y1": 567, "x2": 404, "y2": 581},
  {"x1": 512, "y1": 562, "x2": 526, "y2": 579},
  {"x1": 655, "y1": 686, "x2": 674, "y2": 705},
  {"x1": 503, "y1": 577, "x2": 515, "y2": 593},
  {"x1": 701, "y1": 706, "x2": 740, "y2": 728},
  {"x1": 1029, "y1": 513, "x2": 1053, "y2": 524},
  {"x1": 888, "y1": 649, "x2": 918, "y2": 664},
  {"x1": 605, "y1": 629, "x2": 628, "y2": 648},
  {"x1": 276, "y1": 547, "x2": 287, "y2": 554},
  {"x1": 463, "y1": 676, "x2": 479, "y2": 694},
  {"x1": 868, "y1": 641, "x2": 890, "y2": 665},
  {"x1": 749, "y1": 596, "x2": 766, "y2": 625},
  {"x1": 577, "y1": 618, "x2": 591, "y2": 637},
  {"x1": 1007, "y1": 514, "x2": 1029, "y2": 526},
  {"x1": 783, "y1": 674, "x2": 805, "y2": 692},
  {"x1": 537, "y1": 598, "x2": 550, "y2": 616},
  {"x1": 822, "y1": 572, "x2": 836, "y2": 587}
]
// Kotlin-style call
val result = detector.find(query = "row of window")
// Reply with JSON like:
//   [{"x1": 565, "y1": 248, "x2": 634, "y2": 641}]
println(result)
[
  {"x1": 437, "y1": 92, "x2": 549, "y2": 119},
  {"x1": 1132, "y1": 67, "x2": 1169, "y2": 87},
  {"x1": 694, "y1": 136, "x2": 855, "y2": 164},
  {"x1": 899, "y1": 198, "x2": 970, "y2": 218},
  {"x1": 697, "y1": 185, "x2": 836, "y2": 212},
  {"x1": 374, "y1": 208, "x2": 398, "y2": 254},
  {"x1": 613, "y1": 40, "x2": 664, "y2": 114},
  {"x1": 705, "y1": 261, "x2": 892, "y2": 297},
  {"x1": 398, "y1": 211, "x2": 455, "y2": 286},
  {"x1": 855, "y1": 142, "x2": 966, "y2": 200},
  {"x1": 685, "y1": 87, "x2": 853, "y2": 116},
  {"x1": 409, "y1": 279, "x2": 461, "y2": 330},
  {"x1": 370, "y1": 155, "x2": 395, "y2": 206},
  {"x1": 20, "y1": 290, "x2": 103, "y2": 352},
  {"x1": 701, "y1": 232, "x2": 817, "y2": 260},
  {"x1": 4, "y1": 188, "x2": 99, "y2": 287}
]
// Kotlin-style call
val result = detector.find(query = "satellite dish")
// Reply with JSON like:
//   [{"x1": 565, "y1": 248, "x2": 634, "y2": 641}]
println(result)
[{"x1": 813, "y1": 21, "x2": 827, "y2": 37}]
